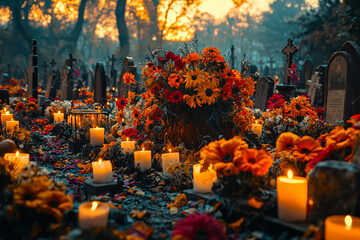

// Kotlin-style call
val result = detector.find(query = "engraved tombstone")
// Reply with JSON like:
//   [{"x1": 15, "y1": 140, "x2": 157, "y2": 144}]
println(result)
[
  {"x1": 94, "y1": 63, "x2": 107, "y2": 104},
  {"x1": 60, "y1": 55, "x2": 76, "y2": 101},
  {"x1": 118, "y1": 57, "x2": 137, "y2": 98},
  {"x1": 325, "y1": 52, "x2": 355, "y2": 122},
  {"x1": 254, "y1": 77, "x2": 275, "y2": 111},
  {"x1": 301, "y1": 60, "x2": 313, "y2": 88}
]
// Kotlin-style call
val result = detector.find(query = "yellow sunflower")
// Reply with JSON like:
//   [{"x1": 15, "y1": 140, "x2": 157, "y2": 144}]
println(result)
[
  {"x1": 38, "y1": 191, "x2": 73, "y2": 222},
  {"x1": 276, "y1": 132, "x2": 299, "y2": 152},
  {"x1": 196, "y1": 80, "x2": 221, "y2": 105},
  {"x1": 13, "y1": 182, "x2": 44, "y2": 208},
  {"x1": 292, "y1": 136, "x2": 323, "y2": 162},
  {"x1": 184, "y1": 94, "x2": 201, "y2": 108},
  {"x1": 183, "y1": 68, "x2": 205, "y2": 89}
]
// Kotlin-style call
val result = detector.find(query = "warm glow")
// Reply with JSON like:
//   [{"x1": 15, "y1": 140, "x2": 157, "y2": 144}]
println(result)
[
  {"x1": 98, "y1": 158, "x2": 102, "y2": 164},
  {"x1": 91, "y1": 201, "x2": 98, "y2": 211},
  {"x1": 255, "y1": 120, "x2": 258, "y2": 124},
  {"x1": 169, "y1": 149, "x2": 172, "y2": 153},
  {"x1": 58, "y1": 111, "x2": 60, "y2": 114},
  {"x1": 287, "y1": 170, "x2": 293, "y2": 180},
  {"x1": 126, "y1": 138, "x2": 129, "y2": 141},
  {"x1": 142, "y1": 147, "x2": 145, "y2": 151},
  {"x1": 11, "y1": 118, "x2": 13, "y2": 121},
  {"x1": 345, "y1": 215, "x2": 352, "y2": 229},
  {"x1": 4, "y1": 107, "x2": 6, "y2": 112},
  {"x1": 16, "y1": 151, "x2": 19, "y2": 157}
]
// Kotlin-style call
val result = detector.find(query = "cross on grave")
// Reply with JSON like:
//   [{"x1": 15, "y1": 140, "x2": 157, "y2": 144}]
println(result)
[
  {"x1": 42, "y1": 61, "x2": 49, "y2": 81},
  {"x1": 26, "y1": 39, "x2": 38, "y2": 99},
  {"x1": 69, "y1": 54, "x2": 76, "y2": 69},
  {"x1": 50, "y1": 59, "x2": 56, "y2": 68},
  {"x1": 109, "y1": 54, "x2": 116, "y2": 72},
  {"x1": 306, "y1": 72, "x2": 322, "y2": 105},
  {"x1": 268, "y1": 57, "x2": 275, "y2": 76},
  {"x1": 258, "y1": 59, "x2": 264, "y2": 73},
  {"x1": 281, "y1": 39, "x2": 298, "y2": 85}
]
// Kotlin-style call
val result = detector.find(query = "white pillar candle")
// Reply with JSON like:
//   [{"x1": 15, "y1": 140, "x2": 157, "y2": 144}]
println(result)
[
  {"x1": 78, "y1": 201, "x2": 110, "y2": 230},
  {"x1": 1, "y1": 111, "x2": 13, "y2": 125},
  {"x1": 4, "y1": 151, "x2": 30, "y2": 174},
  {"x1": 91, "y1": 159, "x2": 113, "y2": 184},
  {"x1": 277, "y1": 170, "x2": 308, "y2": 222},
  {"x1": 193, "y1": 164, "x2": 217, "y2": 194},
  {"x1": 6, "y1": 119, "x2": 19, "y2": 132},
  {"x1": 90, "y1": 127, "x2": 104, "y2": 146},
  {"x1": 251, "y1": 120, "x2": 263, "y2": 138},
  {"x1": 325, "y1": 215, "x2": 360, "y2": 240},
  {"x1": 162, "y1": 149, "x2": 180, "y2": 177},
  {"x1": 54, "y1": 111, "x2": 64, "y2": 123},
  {"x1": 121, "y1": 138, "x2": 136, "y2": 154},
  {"x1": 134, "y1": 148, "x2": 152, "y2": 170}
]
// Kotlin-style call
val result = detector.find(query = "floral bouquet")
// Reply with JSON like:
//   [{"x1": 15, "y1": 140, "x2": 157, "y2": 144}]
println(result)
[
  {"x1": 140, "y1": 44, "x2": 255, "y2": 149},
  {"x1": 261, "y1": 95, "x2": 327, "y2": 146},
  {"x1": 200, "y1": 136, "x2": 273, "y2": 199}
]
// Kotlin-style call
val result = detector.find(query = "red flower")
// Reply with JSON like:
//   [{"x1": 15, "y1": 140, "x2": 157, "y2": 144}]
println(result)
[
  {"x1": 165, "y1": 51, "x2": 184, "y2": 70},
  {"x1": 27, "y1": 97, "x2": 37, "y2": 102},
  {"x1": 123, "y1": 128, "x2": 138, "y2": 139},
  {"x1": 306, "y1": 145, "x2": 335, "y2": 172},
  {"x1": 172, "y1": 213, "x2": 228, "y2": 240},
  {"x1": 302, "y1": 94, "x2": 312, "y2": 103},
  {"x1": 164, "y1": 90, "x2": 183, "y2": 104},
  {"x1": 314, "y1": 107, "x2": 324, "y2": 120},
  {"x1": 116, "y1": 96, "x2": 128, "y2": 111},
  {"x1": 153, "y1": 107, "x2": 163, "y2": 121},
  {"x1": 267, "y1": 94, "x2": 285, "y2": 110}
]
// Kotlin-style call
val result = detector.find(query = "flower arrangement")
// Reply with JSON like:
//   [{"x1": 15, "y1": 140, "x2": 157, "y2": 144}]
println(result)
[
  {"x1": 0, "y1": 78, "x2": 25, "y2": 96},
  {"x1": 45, "y1": 100, "x2": 71, "y2": 117},
  {"x1": 26, "y1": 97, "x2": 39, "y2": 114},
  {"x1": 139, "y1": 44, "x2": 255, "y2": 149},
  {"x1": 261, "y1": 95, "x2": 327, "y2": 145},
  {"x1": 200, "y1": 136, "x2": 273, "y2": 198}
]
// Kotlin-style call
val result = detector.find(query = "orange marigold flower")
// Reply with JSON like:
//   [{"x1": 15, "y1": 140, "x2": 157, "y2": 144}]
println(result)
[
  {"x1": 123, "y1": 72, "x2": 136, "y2": 85},
  {"x1": 44, "y1": 125, "x2": 54, "y2": 132},
  {"x1": 168, "y1": 73, "x2": 184, "y2": 88},
  {"x1": 276, "y1": 132, "x2": 299, "y2": 152},
  {"x1": 235, "y1": 148, "x2": 273, "y2": 176},
  {"x1": 184, "y1": 52, "x2": 202, "y2": 63},
  {"x1": 127, "y1": 90, "x2": 136, "y2": 103},
  {"x1": 15, "y1": 101, "x2": 25, "y2": 112},
  {"x1": 347, "y1": 114, "x2": 360, "y2": 128},
  {"x1": 292, "y1": 136, "x2": 323, "y2": 162},
  {"x1": 132, "y1": 108, "x2": 142, "y2": 120},
  {"x1": 84, "y1": 98, "x2": 94, "y2": 104},
  {"x1": 200, "y1": 136, "x2": 248, "y2": 175}
]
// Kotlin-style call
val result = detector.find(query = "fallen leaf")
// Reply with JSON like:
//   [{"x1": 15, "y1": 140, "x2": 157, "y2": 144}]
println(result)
[
  {"x1": 228, "y1": 217, "x2": 244, "y2": 232},
  {"x1": 247, "y1": 197, "x2": 264, "y2": 209}
]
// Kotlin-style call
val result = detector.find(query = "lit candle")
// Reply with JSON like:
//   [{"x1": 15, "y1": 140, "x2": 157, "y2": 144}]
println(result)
[
  {"x1": 162, "y1": 149, "x2": 180, "y2": 177},
  {"x1": 277, "y1": 170, "x2": 308, "y2": 222},
  {"x1": 4, "y1": 151, "x2": 30, "y2": 174},
  {"x1": 6, "y1": 119, "x2": 19, "y2": 132},
  {"x1": 91, "y1": 158, "x2": 113, "y2": 184},
  {"x1": 134, "y1": 148, "x2": 152, "y2": 170},
  {"x1": 1, "y1": 111, "x2": 13, "y2": 125},
  {"x1": 325, "y1": 215, "x2": 360, "y2": 240},
  {"x1": 78, "y1": 201, "x2": 110, "y2": 230},
  {"x1": 193, "y1": 164, "x2": 217, "y2": 194},
  {"x1": 251, "y1": 120, "x2": 263, "y2": 138},
  {"x1": 53, "y1": 111, "x2": 64, "y2": 123},
  {"x1": 121, "y1": 138, "x2": 136, "y2": 154},
  {"x1": 89, "y1": 126, "x2": 104, "y2": 146}
]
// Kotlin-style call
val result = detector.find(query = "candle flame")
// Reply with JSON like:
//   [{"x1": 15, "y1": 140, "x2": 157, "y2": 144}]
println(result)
[
  {"x1": 91, "y1": 201, "x2": 98, "y2": 211},
  {"x1": 115, "y1": 98, "x2": 118, "y2": 101},
  {"x1": 287, "y1": 170, "x2": 293, "y2": 180},
  {"x1": 16, "y1": 151, "x2": 19, "y2": 157},
  {"x1": 142, "y1": 147, "x2": 145, "y2": 151},
  {"x1": 126, "y1": 137, "x2": 129, "y2": 141},
  {"x1": 11, "y1": 118, "x2": 13, "y2": 121},
  {"x1": 58, "y1": 110, "x2": 60, "y2": 114},
  {"x1": 345, "y1": 215, "x2": 352, "y2": 229},
  {"x1": 169, "y1": 148, "x2": 172, "y2": 153},
  {"x1": 255, "y1": 120, "x2": 258, "y2": 124},
  {"x1": 98, "y1": 158, "x2": 102, "y2": 164},
  {"x1": 4, "y1": 107, "x2": 6, "y2": 111},
  {"x1": 107, "y1": 102, "x2": 110, "y2": 105}
]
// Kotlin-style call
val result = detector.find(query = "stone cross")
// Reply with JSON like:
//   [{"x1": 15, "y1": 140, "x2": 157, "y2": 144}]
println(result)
[
  {"x1": 268, "y1": 57, "x2": 275, "y2": 76},
  {"x1": 109, "y1": 54, "x2": 116, "y2": 72},
  {"x1": 281, "y1": 39, "x2": 298, "y2": 85},
  {"x1": 50, "y1": 59, "x2": 56, "y2": 68},
  {"x1": 42, "y1": 61, "x2": 49, "y2": 89},
  {"x1": 258, "y1": 59, "x2": 264, "y2": 74},
  {"x1": 306, "y1": 72, "x2": 322, "y2": 105},
  {"x1": 109, "y1": 54, "x2": 118, "y2": 89},
  {"x1": 26, "y1": 39, "x2": 38, "y2": 99},
  {"x1": 60, "y1": 54, "x2": 75, "y2": 100},
  {"x1": 94, "y1": 63, "x2": 107, "y2": 105},
  {"x1": 118, "y1": 57, "x2": 137, "y2": 98}
]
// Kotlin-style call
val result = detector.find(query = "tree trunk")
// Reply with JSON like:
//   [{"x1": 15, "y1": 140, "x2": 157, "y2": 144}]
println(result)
[{"x1": 116, "y1": 0, "x2": 130, "y2": 58}]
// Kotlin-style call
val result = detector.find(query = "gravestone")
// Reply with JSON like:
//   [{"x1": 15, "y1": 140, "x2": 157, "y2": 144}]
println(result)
[
  {"x1": 60, "y1": 54, "x2": 76, "y2": 101},
  {"x1": 268, "y1": 57, "x2": 275, "y2": 76},
  {"x1": 0, "y1": 90, "x2": 9, "y2": 105},
  {"x1": 94, "y1": 63, "x2": 107, "y2": 104},
  {"x1": 109, "y1": 54, "x2": 117, "y2": 89},
  {"x1": 118, "y1": 57, "x2": 137, "y2": 98},
  {"x1": 45, "y1": 59, "x2": 61, "y2": 100},
  {"x1": 254, "y1": 77, "x2": 275, "y2": 111},
  {"x1": 26, "y1": 39, "x2": 39, "y2": 99},
  {"x1": 325, "y1": 51, "x2": 355, "y2": 122},
  {"x1": 306, "y1": 72, "x2": 322, "y2": 106},
  {"x1": 86, "y1": 68, "x2": 94, "y2": 92},
  {"x1": 301, "y1": 60, "x2": 313, "y2": 88},
  {"x1": 41, "y1": 61, "x2": 49, "y2": 89}
]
